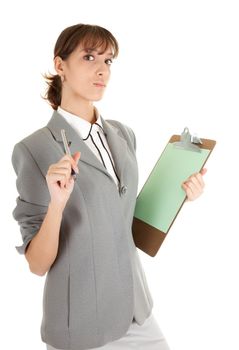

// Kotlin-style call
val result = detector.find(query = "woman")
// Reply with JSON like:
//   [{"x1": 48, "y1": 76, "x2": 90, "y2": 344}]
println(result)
[{"x1": 11, "y1": 23, "x2": 206, "y2": 350}]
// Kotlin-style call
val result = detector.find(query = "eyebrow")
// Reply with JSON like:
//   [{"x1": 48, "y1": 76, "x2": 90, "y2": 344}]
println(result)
[{"x1": 80, "y1": 48, "x2": 114, "y2": 56}]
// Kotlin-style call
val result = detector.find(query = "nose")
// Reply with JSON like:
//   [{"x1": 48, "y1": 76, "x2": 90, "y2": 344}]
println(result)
[{"x1": 96, "y1": 61, "x2": 109, "y2": 76}]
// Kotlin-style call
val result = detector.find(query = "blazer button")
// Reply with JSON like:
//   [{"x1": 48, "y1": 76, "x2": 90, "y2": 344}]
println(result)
[{"x1": 120, "y1": 185, "x2": 127, "y2": 195}]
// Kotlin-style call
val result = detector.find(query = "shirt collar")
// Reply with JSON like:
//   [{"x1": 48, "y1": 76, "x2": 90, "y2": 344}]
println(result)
[{"x1": 57, "y1": 105, "x2": 104, "y2": 140}]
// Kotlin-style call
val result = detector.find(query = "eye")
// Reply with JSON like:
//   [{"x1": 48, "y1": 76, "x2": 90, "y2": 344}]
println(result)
[
  {"x1": 83, "y1": 54, "x2": 113, "y2": 65},
  {"x1": 83, "y1": 54, "x2": 94, "y2": 61},
  {"x1": 105, "y1": 58, "x2": 113, "y2": 65}
]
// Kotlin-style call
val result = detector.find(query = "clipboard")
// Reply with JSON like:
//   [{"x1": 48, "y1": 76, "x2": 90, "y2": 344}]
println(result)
[{"x1": 132, "y1": 127, "x2": 216, "y2": 257}]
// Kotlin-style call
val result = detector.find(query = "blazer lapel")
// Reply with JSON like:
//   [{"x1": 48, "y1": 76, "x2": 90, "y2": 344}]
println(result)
[{"x1": 46, "y1": 109, "x2": 127, "y2": 186}]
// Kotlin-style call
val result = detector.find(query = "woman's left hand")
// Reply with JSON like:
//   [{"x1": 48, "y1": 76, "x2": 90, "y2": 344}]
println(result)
[{"x1": 182, "y1": 168, "x2": 207, "y2": 201}]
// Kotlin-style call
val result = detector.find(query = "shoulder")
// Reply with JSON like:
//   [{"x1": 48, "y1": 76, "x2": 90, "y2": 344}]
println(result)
[
  {"x1": 11, "y1": 126, "x2": 51, "y2": 173},
  {"x1": 106, "y1": 118, "x2": 134, "y2": 136},
  {"x1": 12, "y1": 123, "x2": 54, "y2": 158},
  {"x1": 13, "y1": 126, "x2": 48, "y2": 150},
  {"x1": 105, "y1": 119, "x2": 136, "y2": 152}
]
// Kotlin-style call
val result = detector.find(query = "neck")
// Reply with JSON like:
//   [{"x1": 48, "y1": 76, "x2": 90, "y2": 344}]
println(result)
[{"x1": 60, "y1": 98, "x2": 96, "y2": 124}]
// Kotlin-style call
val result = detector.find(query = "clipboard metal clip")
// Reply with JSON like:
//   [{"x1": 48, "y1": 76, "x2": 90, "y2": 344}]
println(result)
[{"x1": 173, "y1": 127, "x2": 202, "y2": 153}]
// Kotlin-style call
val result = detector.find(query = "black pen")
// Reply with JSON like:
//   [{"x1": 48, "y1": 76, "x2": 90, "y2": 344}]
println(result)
[{"x1": 60, "y1": 129, "x2": 77, "y2": 180}]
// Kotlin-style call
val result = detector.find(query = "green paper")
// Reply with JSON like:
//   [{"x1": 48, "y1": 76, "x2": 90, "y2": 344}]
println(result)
[{"x1": 134, "y1": 143, "x2": 210, "y2": 233}]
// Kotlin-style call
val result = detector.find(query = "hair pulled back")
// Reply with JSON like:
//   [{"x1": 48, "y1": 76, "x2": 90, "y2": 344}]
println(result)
[{"x1": 41, "y1": 23, "x2": 119, "y2": 110}]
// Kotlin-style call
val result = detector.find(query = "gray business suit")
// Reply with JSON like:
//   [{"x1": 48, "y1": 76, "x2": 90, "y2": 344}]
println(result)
[{"x1": 11, "y1": 109, "x2": 154, "y2": 350}]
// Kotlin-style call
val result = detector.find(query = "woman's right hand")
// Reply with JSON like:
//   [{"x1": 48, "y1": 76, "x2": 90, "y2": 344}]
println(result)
[{"x1": 46, "y1": 151, "x2": 81, "y2": 210}]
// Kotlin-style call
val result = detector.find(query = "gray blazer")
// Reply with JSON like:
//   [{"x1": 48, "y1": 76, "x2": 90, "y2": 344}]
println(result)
[{"x1": 11, "y1": 109, "x2": 154, "y2": 350}]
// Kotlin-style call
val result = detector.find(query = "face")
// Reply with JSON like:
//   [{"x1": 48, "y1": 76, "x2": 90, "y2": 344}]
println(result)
[{"x1": 54, "y1": 43, "x2": 114, "y2": 103}]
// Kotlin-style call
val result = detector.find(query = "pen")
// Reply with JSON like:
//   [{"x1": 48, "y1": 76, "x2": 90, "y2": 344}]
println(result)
[{"x1": 60, "y1": 129, "x2": 77, "y2": 180}]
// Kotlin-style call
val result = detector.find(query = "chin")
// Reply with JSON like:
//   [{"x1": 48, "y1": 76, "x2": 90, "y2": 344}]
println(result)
[{"x1": 92, "y1": 94, "x2": 104, "y2": 101}]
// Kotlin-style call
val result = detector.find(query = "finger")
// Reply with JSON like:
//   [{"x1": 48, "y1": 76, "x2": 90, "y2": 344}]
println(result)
[
  {"x1": 73, "y1": 151, "x2": 81, "y2": 163},
  {"x1": 188, "y1": 175, "x2": 203, "y2": 192},
  {"x1": 187, "y1": 172, "x2": 205, "y2": 189},
  {"x1": 194, "y1": 173, "x2": 205, "y2": 189},
  {"x1": 48, "y1": 167, "x2": 72, "y2": 182},
  {"x1": 51, "y1": 165, "x2": 71, "y2": 173},
  {"x1": 200, "y1": 168, "x2": 207, "y2": 176},
  {"x1": 59, "y1": 159, "x2": 78, "y2": 174},
  {"x1": 72, "y1": 152, "x2": 81, "y2": 172},
  {"x1": 60, "y1": 154, "x2": 77, "y2": 166},
  {"x1": 183, "y1": 180, "x2": 201, "y2": 200},
  {"x1": 59, "y1": 159, "x2": 74, "y2": 167},
  {"x1": 48, "y1": 173, "x2": 68, "y2": 188},
  {"x1": 63, "y1": 157, "x2": 79, "y2": 173},
  {"x1": 182, "y1": 183, "x2": 194, "y2": 201},
  {"x1": 65, "y1": 177, "x2": 74, "y2": 191},
  {"x1": 48, "y1": 167, "x2": 71, "y2": 181}
]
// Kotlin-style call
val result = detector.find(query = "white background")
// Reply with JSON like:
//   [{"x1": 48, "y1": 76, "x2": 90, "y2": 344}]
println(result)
[{"x1": 1, "y1": 1, "x2": 239, "y2": 349}]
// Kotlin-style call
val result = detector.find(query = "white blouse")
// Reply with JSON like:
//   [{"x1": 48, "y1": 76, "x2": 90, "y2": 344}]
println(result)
[{"x1": 57, "y1": 105, "x2": 120, "y2": 191}]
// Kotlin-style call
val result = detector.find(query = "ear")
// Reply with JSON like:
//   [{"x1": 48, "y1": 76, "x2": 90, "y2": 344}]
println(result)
[{"x1": 54, "y1": 56, "x2": 65, "y2": 76}]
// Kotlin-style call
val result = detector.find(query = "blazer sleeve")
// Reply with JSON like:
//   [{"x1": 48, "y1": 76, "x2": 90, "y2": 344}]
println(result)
[
  {"x1": 129, "y1": 127, "x2": 137, "y2": 153},
  {"x1": 11, "y1": 141, "x2": 50, "y2": 255}
]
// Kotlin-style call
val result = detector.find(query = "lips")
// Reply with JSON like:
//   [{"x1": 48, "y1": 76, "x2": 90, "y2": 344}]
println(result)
[{"x1": 93, "y1": 82, "x2": 106, "y2": 87}]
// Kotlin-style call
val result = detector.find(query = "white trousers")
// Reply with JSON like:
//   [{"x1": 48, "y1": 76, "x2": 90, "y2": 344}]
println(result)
[{"x1": 46, "y1": 313, "x2": 170, "y2": 350}]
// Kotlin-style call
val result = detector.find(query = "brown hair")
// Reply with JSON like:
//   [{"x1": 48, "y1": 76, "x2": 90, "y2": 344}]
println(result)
[{"x1": 41, "y1": 23, "x2": 119, "y2": 110}]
